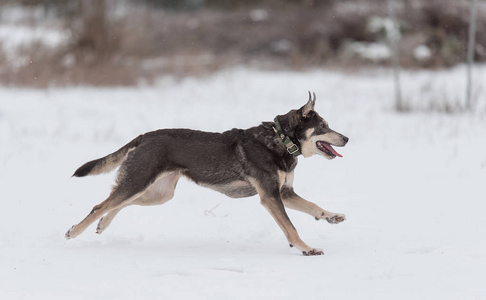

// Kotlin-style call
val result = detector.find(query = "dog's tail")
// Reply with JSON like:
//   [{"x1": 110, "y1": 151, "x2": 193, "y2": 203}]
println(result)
[{"x1": 72, "y1": 135, "x2": 143, "y2": 177}]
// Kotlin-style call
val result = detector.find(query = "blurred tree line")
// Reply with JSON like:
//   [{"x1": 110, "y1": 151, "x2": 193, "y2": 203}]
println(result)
[
  {"x1": 141, "y1": 0, "x2": 328, "y2": 9},
  {"x1": 3, "y1": 0, "x2": 328, "y2": 9},
  {"x1": 1, "y1": 0, "x2": 484, "y2": 87}
]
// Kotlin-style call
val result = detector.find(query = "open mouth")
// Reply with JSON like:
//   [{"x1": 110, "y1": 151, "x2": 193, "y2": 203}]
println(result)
[{"x1": 316, "y1": 141, "x2": 343, "y2": 158}]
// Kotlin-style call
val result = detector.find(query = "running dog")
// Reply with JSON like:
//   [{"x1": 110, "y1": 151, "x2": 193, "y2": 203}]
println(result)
[{"x1": 65, "y1": 92, "x2": 348, "y2": 256}]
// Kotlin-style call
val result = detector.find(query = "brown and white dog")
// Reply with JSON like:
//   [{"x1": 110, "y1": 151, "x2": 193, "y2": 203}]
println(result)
[{"x1": 66, "y1": 92, "x2": 348, "y2": 256}]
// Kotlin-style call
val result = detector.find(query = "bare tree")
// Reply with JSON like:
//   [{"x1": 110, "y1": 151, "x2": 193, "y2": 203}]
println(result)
[
  {"x1": 67, "y1": 0, "x2": 117, "y2": 64},
  {"x1": 466, "y1": 0, "x2": 478, "y2": 111},
  {"x1": 387, "y1": 0, "x2": 403, "y2": 111}
]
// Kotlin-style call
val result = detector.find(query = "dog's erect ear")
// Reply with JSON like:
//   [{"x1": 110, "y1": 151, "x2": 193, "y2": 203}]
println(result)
[{"x1": 302, "y1": 91, "x2": 316, "y2": 117}]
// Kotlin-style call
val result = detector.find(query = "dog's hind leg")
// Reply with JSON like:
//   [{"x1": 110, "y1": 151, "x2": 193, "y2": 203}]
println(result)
[
  {"x1": 66, "y1": 165, "x2": 152, "y2": 240},
  {"x1": 250, "y1": 176, "x2": 323, "y2": 256},
  {"x1": 65, "y1": 189, "x2": 142, "y2": 239},
  {"x1": 67, "y1": 145, "x2": 181, "y2": 239},
  {"x1": 96, "y1": 172, "x2": 181, "y2": 235},
  {"x1": 95, "y1": 204, "x2": 128, "y2": 235}
]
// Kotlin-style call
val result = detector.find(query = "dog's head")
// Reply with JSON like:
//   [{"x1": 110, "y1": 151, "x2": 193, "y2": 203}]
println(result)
[{"x1": 277, "y1": 92, "x2": 348, "y2": 159}]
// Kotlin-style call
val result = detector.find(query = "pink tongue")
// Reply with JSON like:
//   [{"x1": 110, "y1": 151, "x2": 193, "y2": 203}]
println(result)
[{"x1": 322, "y1": 143, "x2": 343, "y2": 157}]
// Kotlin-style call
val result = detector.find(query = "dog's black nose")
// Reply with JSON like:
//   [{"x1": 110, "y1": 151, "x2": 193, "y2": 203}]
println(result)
[{"x1": 342, "y1": 136, "x2": 349, "y2": 144}]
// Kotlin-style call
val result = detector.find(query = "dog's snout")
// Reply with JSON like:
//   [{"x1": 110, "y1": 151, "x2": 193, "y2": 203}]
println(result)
[{"x1": 342, "y1": 136, "x2": 349, "y2": 145}]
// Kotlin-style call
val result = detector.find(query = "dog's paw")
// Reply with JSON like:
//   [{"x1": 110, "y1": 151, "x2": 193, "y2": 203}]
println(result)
[
  {"x1": 325, "y1": 213, "x2": 346, "y2": 224},
  {"x1": 315, "y1": 212, "x2": 347, "y2": 223},
  {"x1": 303, "y1": 248, "x2": 324, "y2": 256},
  {"x1": 96, "y1": 217, "x2": 105, "y2": 235},
  {"x1": 65, "y1": 225, "x2": 75, "y2": 240}
]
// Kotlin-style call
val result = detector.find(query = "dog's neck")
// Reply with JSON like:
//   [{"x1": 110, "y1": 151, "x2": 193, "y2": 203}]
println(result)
[{"x1": 273, "y1": 117, "x2": 301, "y2": 157}]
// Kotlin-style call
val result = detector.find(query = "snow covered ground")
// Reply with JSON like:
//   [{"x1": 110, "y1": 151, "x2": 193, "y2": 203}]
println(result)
[{"x1": 1, "y1": 67, "x2": 486, "y2": 299}]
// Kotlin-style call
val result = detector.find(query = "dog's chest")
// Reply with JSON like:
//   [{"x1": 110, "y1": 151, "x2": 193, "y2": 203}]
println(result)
[{"x1": 278, "y1": 155, "x2": 298, "y2": 173}]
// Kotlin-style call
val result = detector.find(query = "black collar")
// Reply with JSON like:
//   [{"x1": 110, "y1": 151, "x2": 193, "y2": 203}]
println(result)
[{"x1": 272, "y1": 117, "x2": 301, "y2": 157}]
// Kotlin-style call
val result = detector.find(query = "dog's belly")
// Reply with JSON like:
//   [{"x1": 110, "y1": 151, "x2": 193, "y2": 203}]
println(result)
[{"x1": 204, "y1": 180, "x2": 257, "y2": 198}]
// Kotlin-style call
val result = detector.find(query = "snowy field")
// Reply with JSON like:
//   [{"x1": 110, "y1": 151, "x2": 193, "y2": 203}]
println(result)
[{"x1": 1, "y1": 67, "x2": 486, "y2": 299}]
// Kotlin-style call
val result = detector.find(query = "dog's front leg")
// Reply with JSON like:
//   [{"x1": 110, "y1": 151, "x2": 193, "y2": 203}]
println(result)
[
  {"x1": 281, "y1": 187, "x2": 346, "y2": 224},
  {"x1": 250, "y1": 178, "x2": 323, "y2": 256}
]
